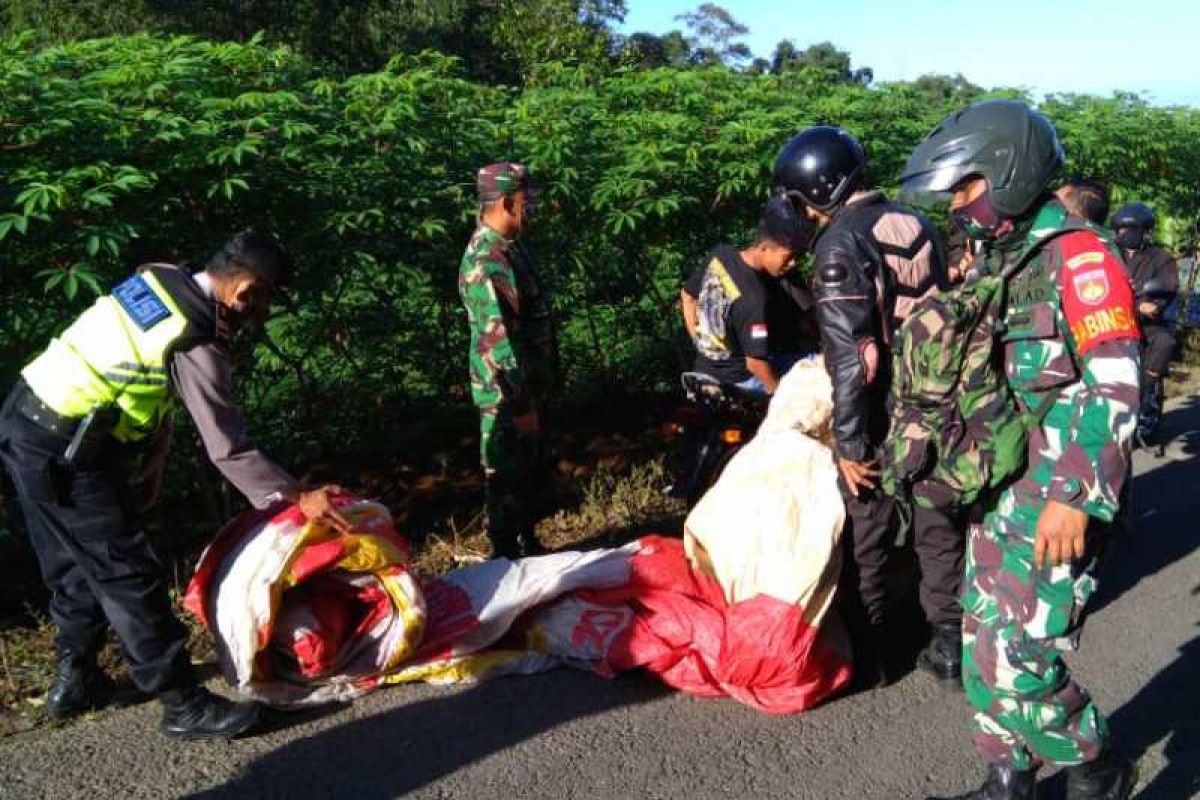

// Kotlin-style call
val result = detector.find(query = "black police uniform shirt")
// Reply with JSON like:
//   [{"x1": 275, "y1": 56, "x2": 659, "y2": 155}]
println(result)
[{"x1": 682, "y1": 245, "x2": 770, "y2": 384}]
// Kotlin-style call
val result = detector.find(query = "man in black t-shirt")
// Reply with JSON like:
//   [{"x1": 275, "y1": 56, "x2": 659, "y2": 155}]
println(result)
[
  {"x1": 766, "y1": 271, "x2": 820, "y2": 359},
  {"x1": 680, "y1": 198, "x2": 813, "y2": 393}
]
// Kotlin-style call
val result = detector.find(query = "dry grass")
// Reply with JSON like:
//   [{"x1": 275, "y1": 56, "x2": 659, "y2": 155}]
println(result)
[
  {"x1": 409, "y1": 515, "x2": 491, "y2": 576},
  {"x1": 0, "y1": 612, "x2": 133, "y2": 736},
  {"x1": 0, "y1": 589, "x2": 217, "y2": 737},
  {"x1": 408, "y1": 455, "x2": 686, "y2": 571},
  {"x1": 0, "y1": 613, "x2": 55, "y2": 736},
  {"x1": 537, "y1": 456, "x2": 685, "y2": 550}
]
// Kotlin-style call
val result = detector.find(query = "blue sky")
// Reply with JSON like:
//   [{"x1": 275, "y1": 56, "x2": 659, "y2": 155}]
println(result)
[{"x1": 620, "y1": 0, "x2": 1200, "y2": 107}]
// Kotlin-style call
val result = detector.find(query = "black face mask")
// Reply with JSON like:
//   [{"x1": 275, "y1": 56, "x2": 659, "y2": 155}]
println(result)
[
  {"x1": 951, "y1": 191, "x2": 1005, "y2": 239},
  {"x1": 1115, "y1": 228, "x2": 1146, "y2": 251}
]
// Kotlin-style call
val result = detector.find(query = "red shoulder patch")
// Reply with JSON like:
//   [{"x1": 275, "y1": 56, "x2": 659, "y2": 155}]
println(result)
[{"x1": 1056, "y1": 231, "x2": 1138, "y2": 356}]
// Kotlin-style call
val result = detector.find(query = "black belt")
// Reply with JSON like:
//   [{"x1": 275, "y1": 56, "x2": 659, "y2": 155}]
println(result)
[{"x1": 12, "y1": 382, "x2": 79, "y2": 439}]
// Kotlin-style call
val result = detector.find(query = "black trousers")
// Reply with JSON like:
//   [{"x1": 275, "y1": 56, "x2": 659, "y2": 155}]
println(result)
[
  {"x1": 911, "y1": 504, "x2": 965, "y2": 629},
  {"x1": 1142, "y1": 323, "x2": 1175, "y2": 377},
  {"x1": 0, "y1": 388, "x2": 192, "y2": 695},
  {"x1": 482, "y1": 416, "x2": 542, "y2": 554},
  {"x1": 839, "y1": 488, "x2": 896, "y2": 629}
]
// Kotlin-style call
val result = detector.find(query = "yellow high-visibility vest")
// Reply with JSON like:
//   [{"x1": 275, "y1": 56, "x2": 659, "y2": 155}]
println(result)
[{"x1": 22, "y1": 269, "x2": 194, "y2": 442}]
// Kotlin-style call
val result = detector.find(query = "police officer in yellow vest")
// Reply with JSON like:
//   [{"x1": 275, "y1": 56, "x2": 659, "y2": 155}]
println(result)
[{"x1": 0, "y1": 230, "x2": 349, "y2": 740}]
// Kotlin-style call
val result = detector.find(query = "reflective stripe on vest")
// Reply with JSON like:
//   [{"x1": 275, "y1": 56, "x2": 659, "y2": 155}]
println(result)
[{"x1": 21, "y1": 271, "x2": 188, "y2": 442}]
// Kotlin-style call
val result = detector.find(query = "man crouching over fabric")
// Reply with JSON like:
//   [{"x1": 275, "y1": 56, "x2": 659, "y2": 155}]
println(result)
[
  {"x1": 0, "y1": 230, "x2": 348, "y2": 740},
  {"x1": 680, "y1": 195, "x2": 814, "y2": 394}
]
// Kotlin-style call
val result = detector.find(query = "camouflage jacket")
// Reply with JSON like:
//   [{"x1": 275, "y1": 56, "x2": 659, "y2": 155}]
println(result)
[
  {"x1": 885, "y1": 261, "x2": 1026, "y2": 510},
  {"x1": 992, "y1": 199, "x2": 1141, "y2": 521},
  {"x1": 458, "y1": 222, "x2": 555, "y2": 413}
]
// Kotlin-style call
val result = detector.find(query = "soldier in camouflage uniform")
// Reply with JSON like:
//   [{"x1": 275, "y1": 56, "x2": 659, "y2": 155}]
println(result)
[
  {"x1": 458, "y1": 162, "x2": 556, "y2": 559},
  {"x1": 900, "y1": 101, "x2": 1140, "y2": 800}
]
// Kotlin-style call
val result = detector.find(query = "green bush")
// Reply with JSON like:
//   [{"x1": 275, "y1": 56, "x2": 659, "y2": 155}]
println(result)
[{"x1": 2, "y1": 33, "x2": 1197, "y2": 490}]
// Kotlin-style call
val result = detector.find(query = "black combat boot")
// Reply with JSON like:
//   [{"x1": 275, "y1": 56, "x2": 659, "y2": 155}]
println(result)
[
  {"x1": 926, "y1": 763, "x2": 1038, "y2": 800},
  {"x1": 1065, "y1": 749, "x2": 1137, "y2": 800},
  {"x1": 917, "y1": 623, "x2": 963, "y2": 685},
  {"x1": 849, "y1": 623, "x2": 900, "y2": 690},
  {"x1": 159, "y1": 686, "x2": 262, "y2": 741},
  {"x1": 514, "y1": 531, "x2": 545, "y2": 559},
  {"x1": 45, "y1": 650, "x2": 117, "y2": 721},
  {"x1": 1134, "y1": 376, "x2": 1163, "y2": 449},
  {"x1": 487, "y1": 515, "x2": 544, "y2": 560}
]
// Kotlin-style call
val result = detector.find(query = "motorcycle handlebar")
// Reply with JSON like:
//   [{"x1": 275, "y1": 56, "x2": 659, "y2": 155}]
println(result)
[{"x1": 679, "y1": 372, "x2": 770, "y2": 415}]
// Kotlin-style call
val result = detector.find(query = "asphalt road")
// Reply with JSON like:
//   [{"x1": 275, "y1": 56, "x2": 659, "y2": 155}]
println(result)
[{"x1": 2, "y1": 398, "x2": 1198, "y2": 800}]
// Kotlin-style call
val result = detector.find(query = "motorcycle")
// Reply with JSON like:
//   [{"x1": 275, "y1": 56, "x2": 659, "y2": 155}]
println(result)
[{"x1": 663, "y1": 372, "x2": 769, "y2": 508}]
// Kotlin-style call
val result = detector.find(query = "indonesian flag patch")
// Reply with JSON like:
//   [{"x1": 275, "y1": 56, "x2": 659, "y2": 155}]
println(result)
[
  {"x1": 750, "y1": 323, "x2": 768, "y2": 340},
  {"x1": 1072, "y1": 268, "x2": 1110, "y2": 306}
]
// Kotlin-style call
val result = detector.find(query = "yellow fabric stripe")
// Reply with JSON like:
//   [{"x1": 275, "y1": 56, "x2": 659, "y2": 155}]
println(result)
[{"x1": 710, "y1": 257, "x2": 741, "y2": 301}]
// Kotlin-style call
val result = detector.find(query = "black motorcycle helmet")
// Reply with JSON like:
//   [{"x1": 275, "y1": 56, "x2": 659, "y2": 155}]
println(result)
[
  {"x1": 1111, "y1": 202, "x2": 1156, "y2": 232},
  {"x1": 773, "y1": 126, "x2": 867, "y2": 213},
  {"x1": 1111, "y1": 203, "x2": 1156, "y2": 251},
  {"x1": 898, "y1": 100, "x2": 1063, "y2": 218}
]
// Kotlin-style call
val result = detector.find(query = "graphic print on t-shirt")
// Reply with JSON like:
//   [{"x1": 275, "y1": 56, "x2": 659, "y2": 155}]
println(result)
[{"x1": 695, "y1": 256, "x2": 742, "y2": 362}]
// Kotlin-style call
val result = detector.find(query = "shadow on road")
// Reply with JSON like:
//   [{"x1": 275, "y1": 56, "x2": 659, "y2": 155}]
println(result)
[
  {"x1": 1028, "y1": 397, "x2": 1200, "y2": 799},
  {"x1": 1090, "y1": 396, "x2": 1200, "y2": 616},
  {"x1": 1111, "y1": 616, "x2": 1200, "y2": 799},
  {"x1": 183, "y1": 670, "x2": 668, "y2": 800},
  {"x1": 1094, "y1": 396, "x2": 1200, "y2": 798}
]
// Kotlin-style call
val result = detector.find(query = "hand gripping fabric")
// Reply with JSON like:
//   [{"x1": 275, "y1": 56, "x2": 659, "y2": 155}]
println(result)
[{"x1": 184, "y1": 498, "x2": 426, "y2": 706}]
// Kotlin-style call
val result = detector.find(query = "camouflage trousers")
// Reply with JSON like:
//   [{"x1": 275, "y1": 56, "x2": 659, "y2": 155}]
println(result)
[
  {"x1": 962, "y1": 484, "x2": 1110, "y2": 770},
  {"x1": 479, "y1": 407, "x2": 541, "y2": 554}
]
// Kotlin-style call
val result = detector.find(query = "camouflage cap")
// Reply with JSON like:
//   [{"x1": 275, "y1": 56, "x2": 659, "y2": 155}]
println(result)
[{"x1": 477, "y1": 162, "x2": 530, "y2": 202}]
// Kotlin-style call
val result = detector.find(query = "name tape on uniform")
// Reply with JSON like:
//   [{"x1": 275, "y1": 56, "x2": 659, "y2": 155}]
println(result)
[{"x1": 113, "y1": 275, "x2": 171, "y2": 332}]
